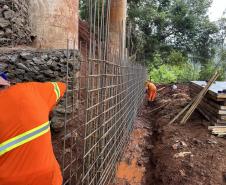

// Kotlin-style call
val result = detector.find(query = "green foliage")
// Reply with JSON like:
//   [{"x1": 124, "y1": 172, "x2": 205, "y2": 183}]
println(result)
[
  {"x1": 199, "y1": 61, "x2": 216, "y2": 80},
  {"x1": 167, "y1": 50, "x2": 187, "y2": 66},
  {"x1": 148, "y1": 52, "x2": 164, "y2": 69},
  {"x1": 199, "y1": 60, "x2": 226, "y2": 81},
  {"x1": 80, "y1": 0, "x2": 88, "y2": 20},
  {"x1": 79, "y1": 0, "x2": 225, "y2": 84},
  {"x1": 127, "y1": 0, "x2": 219, "y2": 64},
  {"x1": 216, "y1": 17, "x2": 226, "y2": 48},
  {"x1": 150, "y1": 65, "x2": 177, "y2": 84},
  {"x1": 149, "y1": 51, "x2": 200, "y2": 84},
  {"x1": 149, "y1": 62, "x2": 200, "y2": 84}
]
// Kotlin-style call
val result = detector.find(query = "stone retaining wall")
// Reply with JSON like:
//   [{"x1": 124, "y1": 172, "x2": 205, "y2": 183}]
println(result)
[
  {"x1": 0, "y1": 49, "x2": 79, "y2": 82},
  {"x1": 0, "y1": 49, "x2": 80, "y2": 131},
  {"x1": 0, "y1": 0, "x2": 32, "y2": 46}
]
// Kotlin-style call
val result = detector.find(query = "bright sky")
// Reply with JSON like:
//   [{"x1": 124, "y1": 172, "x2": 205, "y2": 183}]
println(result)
[{"x1": 208, "y1": 0, "x2": 226, "y2": 21}]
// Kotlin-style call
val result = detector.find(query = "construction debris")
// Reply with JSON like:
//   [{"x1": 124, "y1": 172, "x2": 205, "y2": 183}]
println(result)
[
  {"x1": 208, "y1": 126, "x2": 226, "y2": 137},
  {"x1": 190, "y1": 81, "x2": 226, "y2": 125},
  {"x1": 180, "y1": 71, "x2": 219, "y2": 124},
  {"x1": 174, "y1": 151, "x2": 192, "y2": 158},
  {"x1": 148, "y1": 103, "x2": 169, "y2": 113},
  {"x1": 169, "y1": 71, "x2": 219, "y2": 124}
]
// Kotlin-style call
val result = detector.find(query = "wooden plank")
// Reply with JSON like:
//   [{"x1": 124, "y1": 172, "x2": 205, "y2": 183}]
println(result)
[
  {"x1": 190, "y1": 89, "x2": 226, "y2": 109},
  {"x1": 197, "y1": 107, "x2": 212, "y2": 122},
  {"x1": 220, "y1": 116, "x2": 226, "y2": 120},
  {"x1": 210, "y1": 116, "x2": 226, "y2": 124},
  {"x1": 197, "y1": 106, "x2": 226, "y2": 124},
  {"x1": 190, "y1": 93, "x2": 226, "y2": 119},
  {"x1": 190, "y1": 85, "x2": 226, "y2": 102},
  {"x1": 191, "y1": 81, "x2": 226, "y2": 99},
  {"x1": 208, "y1": 126, "x2": 226, "y2": 129},
  {"x1": 198, "y1": 103, "x2": 226, "y2": 121},
  {"x1": 190, "y1": 82, "x2": 218, "y2": 98},
  {"x1": 190, "y1": 90, "x2": 225, "y2": 112},
  {"x1": 200, "y1": 96, "x2": 226, "y2": 110},
  {"x1": 192, "y1": 81, "x2": 226, "y2": 94},
  {"x1": 169, "y1": 100, "x2": 196, "y2": 124},
  {"x1": 197, "y1": 106, "x2": 217, "y2": 120},
  {"x1": 190, "y1": 86, "x2": 214, "y2": 100},
  {"x1": 197, "y1": 100, "x2": 226, "y2": 115},
  {"x1": 209, "y1": 128, "x2": 226, "y2": 132},
  {"x1": 181, "y1": 72, "x2": 220, "y2": 124}
]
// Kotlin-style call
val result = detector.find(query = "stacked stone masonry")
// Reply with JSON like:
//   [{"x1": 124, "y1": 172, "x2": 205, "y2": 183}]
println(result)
[
  {"x1": 0, "y1": 49, "x2": 80, "y2": 131},
  {"x1": 0, "y1": 0, "x2": 32, "y2": 46}
]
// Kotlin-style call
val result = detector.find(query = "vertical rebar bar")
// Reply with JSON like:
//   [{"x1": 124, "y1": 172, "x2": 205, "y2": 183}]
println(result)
[{"x1": 61, "y1": 1, "x2": 147, "y2": 185}]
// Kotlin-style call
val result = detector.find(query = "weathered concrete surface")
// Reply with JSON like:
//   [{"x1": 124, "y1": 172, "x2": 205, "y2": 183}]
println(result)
[
  {"x1": 109, "y1": 0, "x2": 127, "y2": 57},
  {"x1": 29, "y1": 0, "x2": 79, "y2": 49}
]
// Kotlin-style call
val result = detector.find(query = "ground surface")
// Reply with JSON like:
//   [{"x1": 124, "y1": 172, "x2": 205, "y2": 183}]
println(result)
[{"x1": 114, "y1": 84, "x2": 226, "y2": 185}]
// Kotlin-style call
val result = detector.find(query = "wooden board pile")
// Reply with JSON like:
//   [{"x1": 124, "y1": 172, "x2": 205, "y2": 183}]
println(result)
[
  {"x1": 190, "y1": 81, "x2": 226, "y2": 125},
  {"x1": 208, "y1": 126, "x2": 226, "y2": 137}
]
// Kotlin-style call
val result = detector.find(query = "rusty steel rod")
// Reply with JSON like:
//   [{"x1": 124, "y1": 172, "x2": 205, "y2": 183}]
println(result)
[{"x1": 59, "y1": 1, "x2": 147, "y2": 185}]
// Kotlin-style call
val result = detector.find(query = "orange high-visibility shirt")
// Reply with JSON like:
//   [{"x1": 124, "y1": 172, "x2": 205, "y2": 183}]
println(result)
[
  {"x1": 146, "y1": 82, "x2": 157, "y2": 101},
  {"x1": 0, "y1": 82, "x2": 66, "y2": 185}
]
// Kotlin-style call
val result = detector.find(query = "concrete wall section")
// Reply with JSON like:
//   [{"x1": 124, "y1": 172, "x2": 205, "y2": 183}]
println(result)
[
  {"x1": 29, "y1": 0, "x2": 79, "y2": 49},
  {"x1": 109, "y1": 0, "x2": 127, "y2": 57}
]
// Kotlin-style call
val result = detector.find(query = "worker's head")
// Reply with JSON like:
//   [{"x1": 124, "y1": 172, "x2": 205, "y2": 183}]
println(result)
[{"x1": 0, "y1": 75, "x2": 10, "y2": 90}]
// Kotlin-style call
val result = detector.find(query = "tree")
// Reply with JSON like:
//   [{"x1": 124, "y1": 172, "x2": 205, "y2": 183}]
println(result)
[
  {"x1": 127, "y1": 0, "x2": 218, "y2": 65},
  {"x1": 80, "y1": 0, "x2": 88, "y2": 20}
]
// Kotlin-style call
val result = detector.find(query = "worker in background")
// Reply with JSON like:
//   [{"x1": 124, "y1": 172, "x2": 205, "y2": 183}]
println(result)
[
  {"x1": 0, "y1": 74, "x2": 66, "y2": 185},
  {"x1": 145, "y1": 80, "x2": 157, "y2": 106}
]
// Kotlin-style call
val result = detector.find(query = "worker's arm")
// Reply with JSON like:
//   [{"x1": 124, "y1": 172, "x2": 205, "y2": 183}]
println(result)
[
  {"x1": 50, "y1": 82, "x2": 67, "y2": 110},
  {"x1": 35, "y1": 82, "x2": 66, "y2": 111}
]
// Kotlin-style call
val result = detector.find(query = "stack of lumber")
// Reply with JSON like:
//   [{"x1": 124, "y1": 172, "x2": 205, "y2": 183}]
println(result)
[
  {"x1": 208, "y1": 126, "x2": 226, "y2": 137},
  {"x1": 190, "y1": 81, "x2": 226, "y2": 125}
]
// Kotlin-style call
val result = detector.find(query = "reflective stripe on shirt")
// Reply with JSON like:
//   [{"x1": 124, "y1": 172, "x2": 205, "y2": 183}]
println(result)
[
  {"x1": 51, "y1": 82, "x2": 61, "y2": 101},
  {"x1": 0, "y1": 121, "x2": 50, "y2": 156}
]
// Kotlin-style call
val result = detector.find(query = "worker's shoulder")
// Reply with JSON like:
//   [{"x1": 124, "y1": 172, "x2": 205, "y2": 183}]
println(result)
[
  {"x1": 10, "y1": 82, "x2": 41, "y2": 89},
  {"x1": 148, "y1": 82, "x2": 156, "y2": 86},
  {"x1": 11, "y1": 81, "x2": 65, "y2": 87},
  {"x1": 149, "y1": 82, "x2": 157, "y2": 89},
  {"x1": 3, "y1": 81, "x2": 66, "y2": 93},
  {"x1": 2, "y1": 82, "x2": 47, "y2": 92}
]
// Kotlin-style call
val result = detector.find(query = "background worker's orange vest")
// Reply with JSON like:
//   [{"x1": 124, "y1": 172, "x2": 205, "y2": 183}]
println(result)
[
  {"x1": 146, "y1": 82, "x2": 157, "y2": 101},
  {"x1": 0, "y1": 82, "x2": 66, "y2": 185}
]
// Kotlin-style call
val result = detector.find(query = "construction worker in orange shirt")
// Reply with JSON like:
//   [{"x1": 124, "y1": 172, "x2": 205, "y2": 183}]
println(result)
[
  {"x1": 145, "y1": 80, "x2": 157, "y2": 106},
  {"x1": 0, "y1": 75, "x2": 66, "y2": 185}
]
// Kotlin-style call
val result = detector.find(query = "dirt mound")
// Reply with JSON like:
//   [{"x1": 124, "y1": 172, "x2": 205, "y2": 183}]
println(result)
[{"x1": 157, "y1": 85, "x2": 191, "y2": 120}]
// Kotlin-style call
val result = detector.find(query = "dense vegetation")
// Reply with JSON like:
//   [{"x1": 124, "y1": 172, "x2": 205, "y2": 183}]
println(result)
[
  {"x1": 127, "y1": 0, "x2": 226, "y2": 83},
  {"x1": 80, "y1": 0, "x2": 226, "y2": 83}
]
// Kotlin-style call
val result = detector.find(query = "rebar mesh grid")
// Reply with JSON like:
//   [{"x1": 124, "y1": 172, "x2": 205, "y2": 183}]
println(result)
[
  {"x1": 61, "y1": 40, "x2": 87, "y2": 185},
  {"x1": 61, "y1": 0, "x2": 147, "y2": 184},
  {"x1": 61, "y1": 48, "x2": 146, "y2": 185},
  {"x1": 82, "y1": 59, "x2": 146, "y2": 185}
]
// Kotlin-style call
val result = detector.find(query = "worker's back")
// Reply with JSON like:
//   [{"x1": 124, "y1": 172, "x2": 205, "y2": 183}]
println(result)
[
  {"x1": 147, "y1": 82, "x2": 157, "y2": 91},
  {"x1": 0, "y1": 82, "x2": 65, "y2": 185},
  {"x1": 146, "y1": 81, "x2": 157, "y2": 102}
]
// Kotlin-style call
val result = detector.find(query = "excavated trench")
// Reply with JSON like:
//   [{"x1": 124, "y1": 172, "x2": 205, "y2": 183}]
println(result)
[
  {"x1": 114, "y1": 102, "x2": 166, "y2": 185},
  {"x1": 115, "y1": 85, "x2": 226, "y2": 185},
  {"x1": 114, "y1": 84, "x2": 185, "y2": 185},
  {"x1": 143, "y1": 108, "x2": 165, "y2": 185}
]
